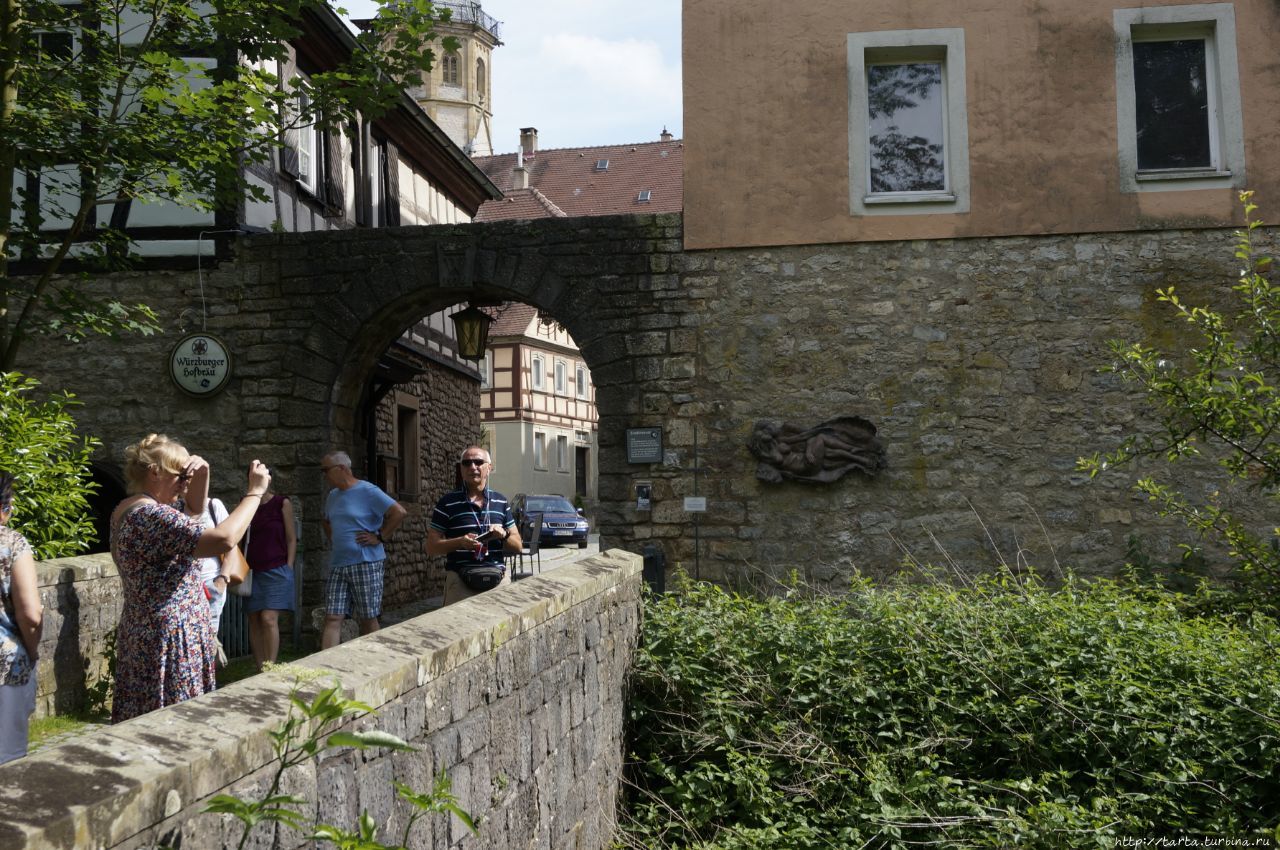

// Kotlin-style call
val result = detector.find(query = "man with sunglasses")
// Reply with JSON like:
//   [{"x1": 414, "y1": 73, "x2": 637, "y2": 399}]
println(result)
[
  {"x1": 425, "y1": 446, "x2": 523, "y2": 605},
  {"x1": 320, "y1": 451, "x2": 406, "y2": 648}
]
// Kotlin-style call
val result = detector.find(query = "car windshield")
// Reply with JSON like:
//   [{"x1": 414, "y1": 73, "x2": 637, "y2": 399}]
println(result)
[{"x1": 526, "y1": 496, "x2": 576, "y2": 514}]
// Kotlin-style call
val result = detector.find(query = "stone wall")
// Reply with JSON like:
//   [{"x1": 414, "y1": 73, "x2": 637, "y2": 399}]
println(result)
[
  {"x1": 371, "y1": 355, "x2": 483, "y2": 609},
  {"x1": 14, "y1": 214, "x2": 1276, "y2": 596},
  {"x1": 0, "y1": 550, "x2": 642, "y2": 850},
  {"x1": 31, "y1": 553, "x2": 119, "y2": 719}
]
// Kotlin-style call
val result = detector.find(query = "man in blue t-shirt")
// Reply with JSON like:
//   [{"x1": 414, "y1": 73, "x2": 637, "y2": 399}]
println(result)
[
  {"x1": 320, "y1": 450, "x2": 407, "y2": 648},
  {"x1": 425, "y1": 446, "x2": 523, "y2": 605}
]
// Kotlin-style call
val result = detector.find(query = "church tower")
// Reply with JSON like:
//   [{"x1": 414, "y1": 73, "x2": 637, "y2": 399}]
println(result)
[{"x1": 413, "y1": 1, "x2": 501, "y2": 157}]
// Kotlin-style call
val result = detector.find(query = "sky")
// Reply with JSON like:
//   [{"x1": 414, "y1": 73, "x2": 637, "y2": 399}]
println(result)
[{"x1": 339, "y1": 0, "x2": 682, "y2": 153}]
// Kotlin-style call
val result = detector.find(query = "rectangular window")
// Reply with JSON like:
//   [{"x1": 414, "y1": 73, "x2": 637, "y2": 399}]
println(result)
[
  {"x1": 1114, "y1": 5, "x2": 1244, "y2": 192},
  {"x1": 534, "y1": 432, "x2": 546, "y2": 469},
  {"x1": 848, "y1": 28, "x2": 969, "y2": 215},
  {"x1": 531, "y1": 355, "x2": 544, "y2": 391},
  {"x1": 480, "y1": 352, "x2": 492, "y2": 389},
  {"x1": 395, "y1": 399, "x2": 419, "y2": 499},
  {"x1": 556, "y1": 435, "x2": 569, "y2": 471},
  {"x1": 575, "y1": 364, "x2": 588, "y2": 399},
  {"x1": 297, "y1": 91, "x2": 317, "y2": 193},
  {"x1": 555, "y1": 359, "x2": 567, "y2": 395}
]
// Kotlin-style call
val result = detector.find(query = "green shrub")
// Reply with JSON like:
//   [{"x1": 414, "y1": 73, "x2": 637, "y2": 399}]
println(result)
[
  {"x1": 620, "y1": 574, "x2": 1280, "y2": 849},
  {"x1": 0, "y1": 371, "x2": 99, "y2": 558}
]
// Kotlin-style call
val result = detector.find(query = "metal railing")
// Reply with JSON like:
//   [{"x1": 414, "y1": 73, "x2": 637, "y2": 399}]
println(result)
[{"x1": 435, "y1": 1, "x2": 501, "y2": 40}]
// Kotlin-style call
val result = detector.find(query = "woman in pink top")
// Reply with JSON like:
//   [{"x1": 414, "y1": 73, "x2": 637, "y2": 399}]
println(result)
[{"x1": 244, "y1": 489, "x2": 296, "y2": 671}]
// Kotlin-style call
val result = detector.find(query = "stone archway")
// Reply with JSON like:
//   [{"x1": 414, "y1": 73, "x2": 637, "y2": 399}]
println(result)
[{"x1": 230, "y1": 212, "x2": 688, "y2": 591}]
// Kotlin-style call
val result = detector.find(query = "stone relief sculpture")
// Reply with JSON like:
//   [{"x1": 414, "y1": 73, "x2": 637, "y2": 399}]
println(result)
[{"x1": 748, "y1": 415, "x2": 887, "y2": 484}]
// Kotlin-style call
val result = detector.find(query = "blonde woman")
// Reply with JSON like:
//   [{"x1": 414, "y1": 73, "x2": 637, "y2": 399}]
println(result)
[
  {"x1": 110, "y1": 434, "x2": 269, "y2": 722},
  {"x1": 0, "y1": 470, "x2": 42, "y2": 764}
]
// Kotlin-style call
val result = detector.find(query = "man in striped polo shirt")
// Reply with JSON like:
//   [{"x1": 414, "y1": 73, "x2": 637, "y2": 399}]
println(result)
[{"x1": 425, "y1": 446, "x2": 523, "y2": 605}]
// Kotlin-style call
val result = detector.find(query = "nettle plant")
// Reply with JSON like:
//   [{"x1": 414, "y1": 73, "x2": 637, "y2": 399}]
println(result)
[
  {"x1": 1081, "y1": 191, "x2": 1280, "y2": 599},
  {"x1": 204, "y1": 676, "x2": 475, "y2": 850}
]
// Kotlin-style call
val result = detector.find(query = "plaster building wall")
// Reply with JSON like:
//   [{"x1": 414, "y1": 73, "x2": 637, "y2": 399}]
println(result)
[
  {"x1": 682, "y1": 0, "x2": 1280, "y2": 249},
  {"x1": 0, "y1": 553, "x2": 642, "y2": 850},
  {"x1": 13, "y1": 214, "x2": 1273, "y2": 595}
]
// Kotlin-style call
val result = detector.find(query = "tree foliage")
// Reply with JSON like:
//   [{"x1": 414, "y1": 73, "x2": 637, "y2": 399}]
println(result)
[
  {"x1": 0, "y1": 370, "x2": 99, "y2": 558},
  {"x1": 0, "y1": 0, "x2": 458, "y2": 368},
  {"x1": 1080, "y1": 192, "x2": 1280, "y2": 596}
]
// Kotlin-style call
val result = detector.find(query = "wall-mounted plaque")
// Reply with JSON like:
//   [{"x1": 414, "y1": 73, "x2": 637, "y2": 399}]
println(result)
[
  {"x1": 626, "y1": 427, "x2": 663, "y2": 464},
  {"x1": 169, "y1": 333, "x2": 233, "y2": 397}
]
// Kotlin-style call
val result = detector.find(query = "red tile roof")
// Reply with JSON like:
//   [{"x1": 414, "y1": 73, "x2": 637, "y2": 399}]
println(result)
[
  {"x1": 488, "y1": 302, "x2": 538, "y2": 336},
  {"x1": 473, "y1": 138, "x2": 683, "y2": 221}
]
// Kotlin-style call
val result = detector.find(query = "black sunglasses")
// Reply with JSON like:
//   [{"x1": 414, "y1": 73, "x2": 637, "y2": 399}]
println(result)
[
  {"x1": 460, "y1": 458, "x2": 488, "y2": 467},
  {"x1": 177, "y1": 471, "x2": 193, "y2": 482}
]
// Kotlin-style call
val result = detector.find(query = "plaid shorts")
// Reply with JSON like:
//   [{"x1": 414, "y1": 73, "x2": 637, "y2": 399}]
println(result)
[{"x1": 325, "y1": 559, "x2": 385, "y2": 620}]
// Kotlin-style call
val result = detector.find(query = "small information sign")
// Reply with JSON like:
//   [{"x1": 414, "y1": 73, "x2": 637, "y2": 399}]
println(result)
[
  {"x1": 626, "y1": 427, "x2": 663, "y2": 464},
  {"x1": 169, "y1": 333, "x2": 233, "y2": 397},
  {"x1": 684, "y1": 496, "x2": 707, "y2": 512}
]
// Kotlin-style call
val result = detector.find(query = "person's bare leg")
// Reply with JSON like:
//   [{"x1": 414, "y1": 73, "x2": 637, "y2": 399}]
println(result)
[
  {"x1": 357, "y1": 617, "x2": 380, "y2": 636},
  {"x1": 261, "y1": 610, "x2": 281, "y2": 664},
  {"x1": 321, "y1": 614, "x2": 344, "y2": 649},
  {"x1": 248, "y1": 611, "x2": 266, "y2": 670}
]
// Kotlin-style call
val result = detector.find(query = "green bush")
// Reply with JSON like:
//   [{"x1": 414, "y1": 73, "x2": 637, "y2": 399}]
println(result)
[
  {"x1": 0, "y1": 371, "x2": 99, "y2": 558},
  {"x1": 620, "y1": 574, "x2": 1280, "y2": 849}
]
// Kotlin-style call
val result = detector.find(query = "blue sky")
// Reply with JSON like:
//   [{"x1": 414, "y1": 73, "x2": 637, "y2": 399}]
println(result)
[{"x1": 339, "y1": 0, "x2": 682, "y2": 152}]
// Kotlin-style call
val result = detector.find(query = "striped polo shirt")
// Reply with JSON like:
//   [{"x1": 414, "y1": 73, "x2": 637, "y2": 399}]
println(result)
[{"x1": 429, "y1": 487, "x2": 516, "y2": 572}]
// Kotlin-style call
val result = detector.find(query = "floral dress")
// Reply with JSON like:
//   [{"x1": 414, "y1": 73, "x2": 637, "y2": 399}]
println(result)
[
  {"x1": 111, "y1": 501, "x2": 216, "y2": 723},
  {"x1": 0, "y1": 525, "x2": 34, "y2": 687}
]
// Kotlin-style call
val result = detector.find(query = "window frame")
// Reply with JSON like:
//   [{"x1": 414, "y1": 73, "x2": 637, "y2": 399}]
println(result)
[
  {"x1": 531, "y1": 354, "x2": 544, "y2": 391},
  {"x1": 575, "y1": 364, "x2": 589, "y2": 400},
  {"x1": 554, "y1": 359, "x2": 567, "y2": 396},
  {"x1": 847, "y1": 28, "x2": 969, "y2": 216},
  {"x1": 442, "y1": 54, "x2": 459, "y2": 86},
  {"x1": 556, "y1": 435, "x2": 569, "y2": 472},
  {"x1": 1113, "y1": 4, "x2": 1244, "y2": 193},
  {"x1": 534, "y1": 431, "x2": 547, "y2": 470}
]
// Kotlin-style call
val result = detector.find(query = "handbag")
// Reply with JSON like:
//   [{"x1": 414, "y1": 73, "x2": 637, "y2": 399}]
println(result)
[{"x1": 210, "y1": 498, "x2": 253, "y2": 595}]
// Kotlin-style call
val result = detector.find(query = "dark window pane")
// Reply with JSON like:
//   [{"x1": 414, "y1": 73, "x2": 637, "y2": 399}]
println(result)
[
  {"x1": 37, "y1": 31, "x2": 73, "y2": 61},
  {"x1": 867, "y1": 63, "x2": 945, "y2": 192},
  {"x1": 1133, "y1": 39, "x2": 1211, "y2": 170}
]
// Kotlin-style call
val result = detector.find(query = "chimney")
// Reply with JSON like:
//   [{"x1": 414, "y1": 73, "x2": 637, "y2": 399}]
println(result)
[
  {"x1": 660, "y1": 126, "x2": 673, "y2": 142},
  {"x1": 513, "y1": 165, "x2": 529, "y2": 190},
  {"x1": 519, "y1": 127, "x2": 538, "y2": 158}
]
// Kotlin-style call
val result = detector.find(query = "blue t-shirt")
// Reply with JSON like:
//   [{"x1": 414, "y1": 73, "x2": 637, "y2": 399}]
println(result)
[
  {"x1": 429, "y1": 488, "x2": 515, "y2": 572},
  {"x1": 324, "y1": 480, "x2": 397, "y2": 567}
]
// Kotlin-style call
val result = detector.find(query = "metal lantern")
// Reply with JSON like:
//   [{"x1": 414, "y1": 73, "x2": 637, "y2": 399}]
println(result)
[{"x1": 449, "y1": 304, "x2": 494, "y2": 361}]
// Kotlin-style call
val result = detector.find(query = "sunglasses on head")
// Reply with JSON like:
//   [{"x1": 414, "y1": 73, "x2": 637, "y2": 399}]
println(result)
[{"x1": 460, "y1": 458, "x2": 488, "y2": 467}]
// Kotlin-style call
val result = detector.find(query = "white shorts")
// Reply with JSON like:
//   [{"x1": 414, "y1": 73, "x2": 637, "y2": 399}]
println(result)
[{"x1": 0, "y1": 676, "x2": 37, "y2": 765}]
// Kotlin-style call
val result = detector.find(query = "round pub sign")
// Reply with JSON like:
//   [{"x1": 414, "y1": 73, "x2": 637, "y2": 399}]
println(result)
[{"x1": 169, "y1": 333, "x2": 233, "y2": 397}]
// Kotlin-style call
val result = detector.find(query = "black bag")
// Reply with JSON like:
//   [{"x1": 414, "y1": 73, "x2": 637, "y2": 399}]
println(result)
[{"x1": 459, "y1": 563, "x2": 505, "y2": 592}]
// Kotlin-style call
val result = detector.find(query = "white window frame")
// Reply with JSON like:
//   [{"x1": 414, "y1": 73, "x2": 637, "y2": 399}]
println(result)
[
  {"x1": 556, "y1": 435, "x2": 569, "y2": 472},
  {"x1": 847, "y1": 28, "x2": 969, "y2": 216},
  {"x1": 292, "y1": 86, "x2": 319, "y2": 195},
  {"x1": 531, "y1": 355, "x2": 544, "y2": 391},
  {"x1": 479, "y1": 352, "x2": 492, "y2": 389},
  {"x1": 575, "y1": 364, "x2": 588, "y2": 399},
  {"x1": 1113, "y1": 4, "x2": 1244, "y2": 194},
  {"x1": 534, "y1": 431, "x2": 547, "y2": 469},
  {"x1": 554, "y1": 359, "x2": 567, "y2": 396}
]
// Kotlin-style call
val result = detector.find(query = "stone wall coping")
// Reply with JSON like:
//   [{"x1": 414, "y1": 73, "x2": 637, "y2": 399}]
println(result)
[
  {"x1": 35, "y1": 552, "x2": 118, "y2": 586},
  {"x1": 0, "y1": 550, "x2": 642, "y2": 850}
]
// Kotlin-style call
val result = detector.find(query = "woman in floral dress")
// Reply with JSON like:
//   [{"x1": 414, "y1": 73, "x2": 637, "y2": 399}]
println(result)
[{"x1": 110, "y1": 434, "x2": 270, "y2": 723}]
